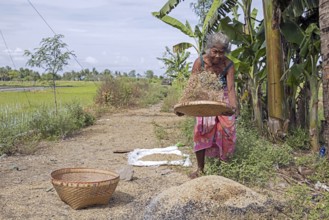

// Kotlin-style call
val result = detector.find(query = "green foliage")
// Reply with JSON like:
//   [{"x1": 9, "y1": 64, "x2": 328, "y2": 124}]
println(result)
[
  {"x1": 140, "y1": 82, "x2": 168, "y2": 107},
  {"x1": 153, "y1": 0, "x2": 238, "y2": 53},
  {"x1": 24, "y1": 34, "x2": 76, "y2": 114},
  {"x1": 294, "y1": 154, "x2": 329, "y2": 183},
  {"x1": 179, "y1": 117, "x2": 195, "y2": 146},
  {"x1": 309, "y1": 158, "x2": 329, "y2": 183},
  {"x1": 284, "y1": 183, "x2": 329, "y2": 219},
  {"x1": 205, "y1": 122, "x2": 293, "y2": 186},
  {"x1": 285, "y1": 127, "x2": 310, "y2": 150},
  {"x1": 0, "y1": 101, "x2": 95, "y2": 155},
  {"x1": 0, "y1": 81, "x2": 97, "y2": 116},
  {"x1": 0, "y1": 112, "x2": 31, "y2": 155},
  {"x1": 161, "y1": 85, "x2": 183, "y2": 112},
  {"x1": 64, "y1": 101, "x2": 95, "y2": 128},
  {"x1": 29, "y1": 102, "x2": 95, "y2": 139},
  {"x1": 24, "y1": 34, "x2": 75, "y2": 74},
  {"x1": 157, "y1": 46, "x2": 191, "y2": 84}
]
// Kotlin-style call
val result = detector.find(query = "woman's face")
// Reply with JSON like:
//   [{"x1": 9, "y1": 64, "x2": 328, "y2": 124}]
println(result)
[{"x1": 209, "y1": 45, "x2": 226, "y2": 63}]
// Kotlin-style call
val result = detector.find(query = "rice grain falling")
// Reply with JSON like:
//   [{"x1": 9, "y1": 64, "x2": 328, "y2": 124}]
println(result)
[{"x1": 179, "y1": 71, "x2": 225, "y2": 103}]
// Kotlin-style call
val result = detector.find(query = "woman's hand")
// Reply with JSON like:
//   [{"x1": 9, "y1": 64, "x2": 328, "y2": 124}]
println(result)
[
  {"x1": 175, "y1": 111, "x2": 184, "y2": 117},
  {"x1": 222, "y1": 105, "x2": 237, "y2": 116},
  {"x1": 222, "y1": 109, "x2": 235, "y2": 116}
]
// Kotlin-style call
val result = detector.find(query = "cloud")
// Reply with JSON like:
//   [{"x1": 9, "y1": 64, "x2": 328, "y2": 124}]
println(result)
[
  {"x1": 0, "y1": 0, "x2": 199, "y2": 75},
  {"x1": 85, "y1": 56, "x2": 98, "y2": 64}
]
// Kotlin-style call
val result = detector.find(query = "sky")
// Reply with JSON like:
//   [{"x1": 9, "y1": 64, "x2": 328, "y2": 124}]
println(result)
[{"x1": 0, "y1": 0, "x2": 263, "y2": 76}]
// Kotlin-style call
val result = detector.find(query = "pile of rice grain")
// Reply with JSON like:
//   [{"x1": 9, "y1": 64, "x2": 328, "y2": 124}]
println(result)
[{"x1": 179, "y1": 71, "x2": 224, "y2": 103}]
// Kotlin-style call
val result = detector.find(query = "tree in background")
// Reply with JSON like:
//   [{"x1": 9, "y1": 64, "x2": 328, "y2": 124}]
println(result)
[
  {"x1": 157, "y1": 46, "x2": 191, "y2": 86},
  {"x1": 128, "y1": 70, "x2": 136, "y2": 78},
  {"x1": 145, "y1": 70, "x2": 155, "y2": 79},
  {"x1": 24, "y1": 34, "x2": 75, "y2": 114}
]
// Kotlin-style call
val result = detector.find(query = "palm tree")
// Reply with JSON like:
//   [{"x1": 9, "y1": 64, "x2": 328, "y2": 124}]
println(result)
[{"x1": 319, "y1": 0, "x2": 329, "y2": 154}]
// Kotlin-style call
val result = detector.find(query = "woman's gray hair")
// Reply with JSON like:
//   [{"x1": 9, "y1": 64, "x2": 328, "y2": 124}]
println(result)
[{"x1": 205, "y1": 32, "x2": 231, "y2": 54}]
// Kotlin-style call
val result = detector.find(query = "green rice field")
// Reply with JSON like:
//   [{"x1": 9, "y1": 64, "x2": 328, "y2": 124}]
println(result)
[{"x1": 0, "y1": 81, "x2": 99, "y2": 114}]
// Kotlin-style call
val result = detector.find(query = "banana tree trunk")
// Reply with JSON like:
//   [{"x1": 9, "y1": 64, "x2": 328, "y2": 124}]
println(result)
[
  {"x1": 307, "y1": 55, "x2": 320, "y2": 151},
  {"x1": 262, "y1": 0, "x2": 284, "y2": 135},
  {"x1": 249, "y1": 76, "x2": 263, "y2": 130},
  {"x1": 319, "y1": 0, "x2": 329, "y2": 156},
  {"x1": 309, "y1": 74, "x2": 320, "y2": 151}
]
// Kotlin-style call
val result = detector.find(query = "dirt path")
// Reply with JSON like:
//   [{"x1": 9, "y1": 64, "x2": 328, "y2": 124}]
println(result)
[{"x1": 0, "y1": 103, "x2": 192, "y2": 220}]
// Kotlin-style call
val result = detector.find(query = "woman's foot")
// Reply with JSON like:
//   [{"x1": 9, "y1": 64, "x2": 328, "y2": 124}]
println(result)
[{"x1": 188, "y1": 169, "x2": 204, "y2": 179}]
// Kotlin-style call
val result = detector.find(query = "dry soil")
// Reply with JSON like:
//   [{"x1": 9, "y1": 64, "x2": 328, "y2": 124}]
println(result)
[{"x1": 0, "y1": 103, "x2": 193, "y2": 220}]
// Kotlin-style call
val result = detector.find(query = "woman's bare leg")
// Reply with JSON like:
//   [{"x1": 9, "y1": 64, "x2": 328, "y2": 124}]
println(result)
[{"x1": 189, "y1": 149, "x2": 205, "y2": 179}]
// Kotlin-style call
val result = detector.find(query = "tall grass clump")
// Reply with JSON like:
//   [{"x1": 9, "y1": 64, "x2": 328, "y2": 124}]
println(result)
[
  {"x1": 0, "y1": 101, "x2": 95, "y2": 155},
  {"x1": 0, "y1": 110, "x2": 31, "y2": 155},
  {"x1": 161, "y1": 85, "x2": 183, "y2": 112},
  {"x1": 285, "y1": 127, "x2": 310, "y2": 150},
  {"x1": 30, "y1": 101, "x2": 95, "y2": 139},
  {"x1": 179, "y1": 117, "x2": 195, "y2": 146}
]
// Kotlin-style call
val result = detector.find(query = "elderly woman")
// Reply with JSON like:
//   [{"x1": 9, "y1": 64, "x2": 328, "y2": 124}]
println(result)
[{"x1": 189, "y1": 32, "x2": 237, "y2": 179}]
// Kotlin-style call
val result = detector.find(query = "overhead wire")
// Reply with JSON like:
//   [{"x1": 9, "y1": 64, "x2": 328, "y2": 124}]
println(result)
[
  {"x1": 0, "y1": 30, "x2": 16, "y2": 69},
  {"x1": 0, "y1": 29, "x2": 32, "y2": 107},
  {"x1": 26, "y1": 0, "x2": 100, "y2": 92},
  {"x1": 27, "y1": 0, "x2": 85, "y2": 70}
]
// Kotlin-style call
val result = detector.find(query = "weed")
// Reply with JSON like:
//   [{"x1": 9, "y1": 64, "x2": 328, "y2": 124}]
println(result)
[
  {"x1": 286, "y1": 127, "x2": 310, "y2": 150},
  {"x1": 95, "y1": 77, "x2": 166, "y2": 108},
  {"x1": 161, "y1": 85, "x2": 183, "y2": 112},
  {"x1": 204, "y1": 122, "x2": 293, "y2": 186},
  {"x1": 284, "y1": 183, "x2": 329, "y2": 219},
  {"x1": 179, "y1": 117, "x2": 195, "y2": 146},
  {"x1": 152, "y1": 121, "x2": 168, "y2": 141},
  {"x1": 0, "y1": 101, "x2": 95, "y2": 155}
]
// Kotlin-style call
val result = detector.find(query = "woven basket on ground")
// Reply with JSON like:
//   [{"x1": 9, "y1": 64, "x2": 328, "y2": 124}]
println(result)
[
  {"x1": 51, "y1": 168, "x2": 120, "y2": 209},
  {"x1": 174, "y1": 71, "x2": 233, "y2": 117}
]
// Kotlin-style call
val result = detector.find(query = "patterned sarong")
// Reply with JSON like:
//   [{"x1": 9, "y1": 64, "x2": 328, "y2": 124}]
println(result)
[{"x1": 193, "y1": 88, "x2": 236, "y2": 161}]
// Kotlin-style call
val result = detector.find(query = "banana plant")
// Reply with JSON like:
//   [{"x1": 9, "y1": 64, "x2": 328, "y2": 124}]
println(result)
[
  {"x1": 262, "y1": 0, "x2": 285, "y2": 132},
  {"x1": 157, "y1": 46, "x2": 192, "y2": 87},
  {"x1": 152, "y1": 0, "x2": 238, "y2": 54},
  {"x1": 298, "y1": 24, "x2": 321, "y2": 151},
  {"x1": 220, "y1": 12, "x2": 267, "y2": 131},
  {"x1": 280, "y1": 2, "x2": 321, "y2": 151}
]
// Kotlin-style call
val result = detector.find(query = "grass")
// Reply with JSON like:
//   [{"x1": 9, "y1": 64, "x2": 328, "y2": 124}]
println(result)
[
  {"x1": 0, "y1": 81, "x2": 99, "y2": 155},
  {"x1": 174, "y1": 103, "x2": 329, "y2": 218},
  {"x1": 0, "y1": 79, "x2": 168, "y2": 155},
  {"x1": 0, "y1": 81, "x2": 99, "y2": 115}
]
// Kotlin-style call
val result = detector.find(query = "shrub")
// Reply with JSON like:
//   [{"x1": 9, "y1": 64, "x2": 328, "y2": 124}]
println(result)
[
  {"x1": 0, "y1": 112, "x2": 31, "y2": 155},
  {"x1": 205, "y1": 121, "x2": 293, "y2": 186},
  {"x1": 285, "y1": 127, "x2": 310, "y2": 150},
  {"x1": 161, "y1": 85, "x2": 182, "y2": 112},
  {"x1": 95, "y1": 77, "x2": 166, "y2": 108},
  {"x1": 94, "y1": 77, "x2": 133, "y2": 107},
  {"x1": 30, "y1": 102, "x2": 95, "y2": 139}
]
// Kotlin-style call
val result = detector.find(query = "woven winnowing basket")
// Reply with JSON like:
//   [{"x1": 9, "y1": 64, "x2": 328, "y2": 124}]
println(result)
[
  {"x1": 174, "y1": 71, "x2": 233, "y2": 117},
  {"x1": 174, "y1": 100, "x2": 232, "y2": 117},
  {"x1": 51, "y1": 168, "x2": 120, "y2": 209}
]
